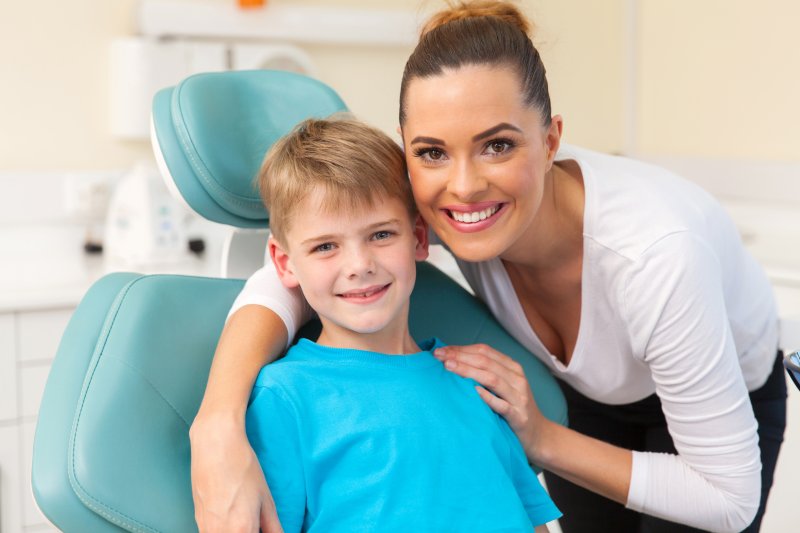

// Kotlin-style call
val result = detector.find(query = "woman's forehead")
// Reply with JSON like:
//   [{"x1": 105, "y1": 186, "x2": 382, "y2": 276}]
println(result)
[{"x1": 402, "y1": 66, "x2": 541, "y2": 137}]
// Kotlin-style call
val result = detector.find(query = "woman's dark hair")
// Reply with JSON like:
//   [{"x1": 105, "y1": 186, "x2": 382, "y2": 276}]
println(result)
[{"x1": 399, "y1": 1, "x2": 551, "y2": 126}]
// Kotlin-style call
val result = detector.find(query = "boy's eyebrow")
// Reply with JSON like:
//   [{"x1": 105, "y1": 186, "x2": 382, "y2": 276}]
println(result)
[
  {"x1": 300, "y1": 219, "x2": 402, "y2": 246},
  {"x1": 409, "y1": 123, "x2": 522, "y2": 145}
]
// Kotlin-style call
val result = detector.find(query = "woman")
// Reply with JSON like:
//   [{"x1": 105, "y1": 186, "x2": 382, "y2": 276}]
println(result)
[{"x1": 190, "y1": 2, "x2": 786, "y2": 532}]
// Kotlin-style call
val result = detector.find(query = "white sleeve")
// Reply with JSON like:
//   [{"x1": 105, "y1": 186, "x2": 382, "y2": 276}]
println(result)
[
  {"x1": 622, "y1": 233, "x2": 761, "y2": 533},
  {"x1": 227, "y1": 260, "x2": 314, "y2": 348}
]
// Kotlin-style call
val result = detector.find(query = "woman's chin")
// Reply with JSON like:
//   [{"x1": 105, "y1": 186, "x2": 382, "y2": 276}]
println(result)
[{"x1": 439, "y1": 235, "x2": 505, "y2": 263}]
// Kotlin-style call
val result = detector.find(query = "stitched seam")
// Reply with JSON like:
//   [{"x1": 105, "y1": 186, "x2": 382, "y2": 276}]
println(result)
[
  {"x1": 68, "y1": 274, "x2": 244, "y2": 531},
  {"x1": 68, "y1": 276, "x2": 161, "y2": 533},
  {"x1": 105, "y1": 354, "x2": 191, "y2": 427},
  {"x1": 171, "y1": 81, "x2": 262, "y2": 212}
]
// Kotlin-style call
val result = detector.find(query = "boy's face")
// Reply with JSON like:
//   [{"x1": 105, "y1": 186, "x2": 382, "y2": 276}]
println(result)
[{"x1": 270, "y1": 191, "x2": 429, "y2": 350}]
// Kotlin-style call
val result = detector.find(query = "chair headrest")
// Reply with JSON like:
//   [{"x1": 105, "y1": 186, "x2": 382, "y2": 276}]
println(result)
[{"x1": 151, "y1": 70, "x2": 348, "y2": 228}]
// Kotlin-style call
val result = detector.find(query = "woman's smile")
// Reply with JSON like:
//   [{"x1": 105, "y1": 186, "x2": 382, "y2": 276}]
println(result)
[{"x1": 442, "y1": 202, "x2": 508, "y2": 233}]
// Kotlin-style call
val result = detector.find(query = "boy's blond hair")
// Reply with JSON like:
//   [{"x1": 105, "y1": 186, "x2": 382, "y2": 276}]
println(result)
[{"x1": 257, "y1": 117, "x2": 415, "y2": 246}]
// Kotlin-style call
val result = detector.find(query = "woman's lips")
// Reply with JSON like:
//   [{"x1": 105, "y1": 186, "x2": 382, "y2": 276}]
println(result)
[{"x1": 441, "y1": 202, "x2": 506, "y2": 233}]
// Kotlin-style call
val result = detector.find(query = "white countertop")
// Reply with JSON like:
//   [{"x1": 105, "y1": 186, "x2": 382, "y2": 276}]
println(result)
[{"x1": 0, "y1": 224, "x2": 222, "y2": 313}]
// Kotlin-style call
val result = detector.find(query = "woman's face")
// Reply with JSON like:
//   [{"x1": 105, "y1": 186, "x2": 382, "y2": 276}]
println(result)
[{"x1": 401, "y1": 64, "x2": 561, "y2": 263}]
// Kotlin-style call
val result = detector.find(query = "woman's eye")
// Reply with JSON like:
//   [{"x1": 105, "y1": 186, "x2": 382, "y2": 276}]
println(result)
[
  {"x1": 413, "y1": 146, "x2": 447, "y2": 163},
  {"x1": 486, "y1": 139, "x2": 513, "y2": 155}
]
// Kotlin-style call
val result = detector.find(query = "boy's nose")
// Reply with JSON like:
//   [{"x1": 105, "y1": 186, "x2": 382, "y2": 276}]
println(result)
[
  {"x1": 446, "y1": 160, "x2": 488, "y2": 201},
  {"x1": 346, "y1": 248, "x2": 376, "y2": 279}
]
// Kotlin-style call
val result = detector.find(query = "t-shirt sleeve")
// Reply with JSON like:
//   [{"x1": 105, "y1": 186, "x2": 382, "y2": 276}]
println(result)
[
  {"x1": 227, "y1": 260, "x2": 315, "y2": 347},
  {"x1": 622, "y1": 232, "x2": 761, "y2": 532},
  {"x1": 499, "y1": 420, "x2": 562, "y2": 526},
  {"x1": 245, "y1": 384, "x2": 307, "y2": 533}
]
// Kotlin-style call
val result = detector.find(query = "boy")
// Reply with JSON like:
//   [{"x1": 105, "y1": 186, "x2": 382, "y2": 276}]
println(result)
[{"x1": 245, "y1": 117, "x2": 561, "y2": 532}]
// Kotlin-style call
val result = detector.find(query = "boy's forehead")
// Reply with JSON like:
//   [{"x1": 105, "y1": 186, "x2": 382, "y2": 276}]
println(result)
[
  {"x1": 286, "y1": 192, "x2": 413, "y2": 239},
  {"x1": 299, "y1": 190, "x2": 410, "y2": 220}
]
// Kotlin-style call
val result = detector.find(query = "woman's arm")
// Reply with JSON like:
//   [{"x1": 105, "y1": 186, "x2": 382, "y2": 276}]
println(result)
[
  {"x1": 191, "y1": 262, "x2": 311, "y2": 532},
  {"x1": 191, "y1": 305, "x2": 287, "y2": 533}
]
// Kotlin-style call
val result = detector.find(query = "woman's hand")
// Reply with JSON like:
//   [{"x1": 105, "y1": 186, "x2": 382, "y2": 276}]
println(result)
[
  {"x1": 433, "y1": 343, "x2": 551, "y2": 462},
  {"x1": 190, "y1": 413, "x2": 284, "y2": 533}
]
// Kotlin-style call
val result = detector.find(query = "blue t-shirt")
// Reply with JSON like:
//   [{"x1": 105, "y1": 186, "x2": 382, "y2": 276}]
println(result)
[{"x1": 245, "y1": 338, "x2": 561, "y2": 532}]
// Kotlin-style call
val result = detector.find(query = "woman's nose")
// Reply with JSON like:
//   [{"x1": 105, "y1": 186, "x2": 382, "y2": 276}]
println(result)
[{"x1": 446, "y1": 159, "x2": 488, "y2": 201}]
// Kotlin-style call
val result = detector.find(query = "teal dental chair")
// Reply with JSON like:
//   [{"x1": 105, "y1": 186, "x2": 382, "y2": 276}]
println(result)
[{"x1": 31, "y1": 70, "x2": 568, "y2": 532}]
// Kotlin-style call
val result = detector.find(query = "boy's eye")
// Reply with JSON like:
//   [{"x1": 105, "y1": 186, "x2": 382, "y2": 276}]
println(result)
[
  {"x1": 372, "y1": 230, "x2": 394, "y2": 241},
  {"x1": 313, "y1": 242, "x2": 335, "y2": 253}
]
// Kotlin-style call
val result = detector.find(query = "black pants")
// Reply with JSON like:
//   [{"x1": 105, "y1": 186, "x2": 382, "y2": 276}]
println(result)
[{"x1": 544, "y1": 352, "x2": 787, "y2": 532}]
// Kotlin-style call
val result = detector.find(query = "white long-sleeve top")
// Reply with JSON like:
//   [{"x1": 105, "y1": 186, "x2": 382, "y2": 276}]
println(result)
[{"x1": 230, "y1": 145, "x2": 778, "y2": 532}]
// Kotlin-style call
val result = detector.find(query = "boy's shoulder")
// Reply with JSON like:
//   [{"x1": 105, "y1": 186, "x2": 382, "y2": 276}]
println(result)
[{"x1": 252, "y1": 340, "x2": 319, "y2": 389}]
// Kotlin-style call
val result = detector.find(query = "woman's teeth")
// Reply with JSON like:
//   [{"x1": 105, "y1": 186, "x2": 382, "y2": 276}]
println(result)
[{"x1": 450, "y1": 205, "x2": 500, "y2": 223}]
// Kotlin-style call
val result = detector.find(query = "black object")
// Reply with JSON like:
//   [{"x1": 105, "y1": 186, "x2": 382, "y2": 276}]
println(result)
[
  {"x1": 188, "y1": 238, "x2": 205, "y2": 255},
  {"x1": 784, "y1": 351, "x2": 800, "y2": 390}
]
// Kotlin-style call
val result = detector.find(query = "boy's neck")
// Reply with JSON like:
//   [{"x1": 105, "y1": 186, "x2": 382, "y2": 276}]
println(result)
[{"x1": 315, "y1": 320, "x2": 421, "y2": 355}]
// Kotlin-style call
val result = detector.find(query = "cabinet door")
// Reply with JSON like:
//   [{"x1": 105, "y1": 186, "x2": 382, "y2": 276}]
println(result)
[
  {"x1": 0, "y1": 424, "x2": 22, "y2": 533},
  {"x1": 17, "y1": 308, "x2": 73, "y2": 363},
  {"x1": 0, "y1": 313, "x2": 16, "y2": 422}
]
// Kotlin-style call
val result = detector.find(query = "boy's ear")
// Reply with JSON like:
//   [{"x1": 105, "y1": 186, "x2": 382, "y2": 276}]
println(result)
[
  {"x1": 268, "y1": 236, "x2": 301, "y2": 289},
  {"x1": 413, "y1": 214, "x2": 429, "y2": 261}
]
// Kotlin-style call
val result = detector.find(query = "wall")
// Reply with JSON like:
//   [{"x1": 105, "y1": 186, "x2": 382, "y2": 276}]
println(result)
[
  {"x1": 638, "y1": 0, "x2": 800, "y2": 160},
  {"x1": 0, "y1": 0, "x2": 627, "y2": 172},
  {"x1": 0, "y1": 0, "x2": 145, "y2": 171}
]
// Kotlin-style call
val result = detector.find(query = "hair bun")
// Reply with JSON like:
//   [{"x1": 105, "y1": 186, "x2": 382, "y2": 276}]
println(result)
[{"x1": 421, "y1": 0, "x2": 532, "y2": 37}]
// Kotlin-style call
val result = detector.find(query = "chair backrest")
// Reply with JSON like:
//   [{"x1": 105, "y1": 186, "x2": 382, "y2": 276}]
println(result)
[{"x1": 32, "y1": 70, "x2": 567, "y2": 532}]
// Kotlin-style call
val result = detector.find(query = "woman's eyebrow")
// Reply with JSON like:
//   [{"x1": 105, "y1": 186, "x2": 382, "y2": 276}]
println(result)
[
  {"x1": 409, "y1": 135, "x2": 444, "y2": 146},
  {"x1": 409, "y1": 123, "x2": 523, "y2": 146},
  {"x1": 472, "y1": 123, "x2": 522, "y2": 142}
]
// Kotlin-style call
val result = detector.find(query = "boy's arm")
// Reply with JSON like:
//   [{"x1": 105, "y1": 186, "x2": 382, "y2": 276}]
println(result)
[
  {"x1": 534, "y1": 525, "x2": 550, "y2": 533},
  {"x1": 499, "y1": 421, "x2": 562, "y2": 529},
  {"x1": 246, "y1": 383, "x2": 307, "y2": 533}
]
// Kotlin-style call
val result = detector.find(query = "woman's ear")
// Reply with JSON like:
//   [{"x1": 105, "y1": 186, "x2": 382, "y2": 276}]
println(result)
[
  {"x1": 268, "y1": 236, "x2": 300, "y2": 289},
  {"x1": 413, "y1": 214, "x2": 430, "y2": 261},
  {"x1": 544, "y1": 114, "x2": 564, "y2": 171}
]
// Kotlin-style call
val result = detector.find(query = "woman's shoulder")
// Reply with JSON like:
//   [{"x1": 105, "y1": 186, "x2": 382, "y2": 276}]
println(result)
[{"x1": 565, "y1": 145, "x2": 737, "y2": 262}]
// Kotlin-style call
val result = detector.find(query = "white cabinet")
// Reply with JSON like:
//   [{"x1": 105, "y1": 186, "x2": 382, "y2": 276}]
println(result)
[
  {"x1": 0, "y1": 307, "x2": 74, "y2": 532},
  {"x1": 0, "y1": 424, "x2": 22, "y2": 533},
  {"x1": 0, "y1": 314, "x2": 17, "y2": 421}
]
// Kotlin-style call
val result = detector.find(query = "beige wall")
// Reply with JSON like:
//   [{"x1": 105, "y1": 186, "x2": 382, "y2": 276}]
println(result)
[
  {"x1": 1, "y1": 0, "x2": 796, "y2": 172},
  {"x1": 0, "y1": 0, "x2": 146, "y2": 170},
  {"x1": 0, "y1": 0, "x2": 625, "y2": 172},
  {"x1": 638, "y1": 0, "x2": 800, "y2": 160}
]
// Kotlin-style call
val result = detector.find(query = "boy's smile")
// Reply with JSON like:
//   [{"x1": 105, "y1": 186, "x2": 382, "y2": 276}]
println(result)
[{"x1": 270, "y1": 191, "x2": 429, "y2": 354}]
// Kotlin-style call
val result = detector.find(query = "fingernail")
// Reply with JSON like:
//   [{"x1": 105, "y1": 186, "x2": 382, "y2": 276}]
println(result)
[
  {"x1": 445, "y1": 360, "x2": 456, "y2": 370},
  {"x1": 433, "y1": 348, "x2": 444, "y2": 358}
]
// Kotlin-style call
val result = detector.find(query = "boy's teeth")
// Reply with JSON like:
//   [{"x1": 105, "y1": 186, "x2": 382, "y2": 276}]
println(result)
[{"x1": 451, "y1": 205, "x2": 499, "y2": 223}]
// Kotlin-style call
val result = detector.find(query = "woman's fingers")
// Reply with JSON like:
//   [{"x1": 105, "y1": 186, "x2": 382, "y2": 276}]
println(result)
[
  {"x1": 475, "y1": 385, "x2": 513, "y2": 417},
  {"x1": 260, "y1": 492, "x2": 285, "y2": 533},
  {"x1": 435, "y1": 344, "x2": 528, "y2": 397},
  {"x1": 435, "y1": 343, "x2": 525, "y2": 377},
  {"x1": 190, "y1": 416, "x2": 271, "y2": 533},
  {"x1": 436, "y1": 343, "x2": 544, "y2": 456}
]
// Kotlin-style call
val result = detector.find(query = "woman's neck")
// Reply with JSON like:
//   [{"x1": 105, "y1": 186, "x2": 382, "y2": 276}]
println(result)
[{"x1": 500, "y1": 160, "x2": 585, "y2": 277}]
